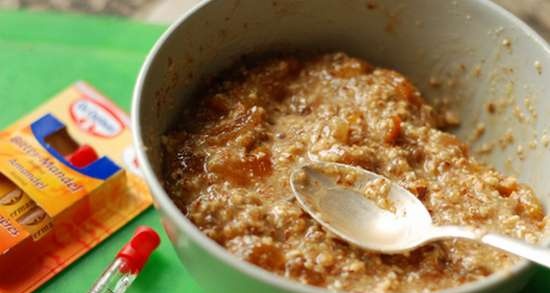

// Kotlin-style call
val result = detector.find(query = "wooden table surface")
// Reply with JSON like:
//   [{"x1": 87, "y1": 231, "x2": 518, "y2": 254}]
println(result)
[{"x1": 494, "y1": 0, "x2": 550, "y2": 41}]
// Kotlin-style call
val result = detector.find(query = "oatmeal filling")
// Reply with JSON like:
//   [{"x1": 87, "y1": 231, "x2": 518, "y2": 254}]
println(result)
[{"x1": 162, "y1": 53, "x2": 546, "y2": 293}]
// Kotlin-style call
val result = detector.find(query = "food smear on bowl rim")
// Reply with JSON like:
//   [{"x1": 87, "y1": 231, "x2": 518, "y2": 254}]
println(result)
[{"x1": 161, "y1": 52, "x2": 547, "y2": 293}]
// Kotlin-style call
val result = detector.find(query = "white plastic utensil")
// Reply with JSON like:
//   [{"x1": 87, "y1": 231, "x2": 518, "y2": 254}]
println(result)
[{"x1": 290, "y1": 161, "x2": 550, "y2": 268}]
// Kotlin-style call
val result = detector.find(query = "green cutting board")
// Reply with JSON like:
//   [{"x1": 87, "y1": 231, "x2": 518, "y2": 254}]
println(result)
[
  {"x1": 0, "y1": 10, "x2": 549, "y2": 293},
  {"x1": 0, "y1": 10, "x2": 201, "y2": 293}
]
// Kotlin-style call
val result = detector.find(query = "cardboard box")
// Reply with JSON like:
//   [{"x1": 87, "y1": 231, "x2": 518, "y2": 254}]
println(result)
[{"x1": 0, "y1": 82, "x2": 152, "y2": 293}]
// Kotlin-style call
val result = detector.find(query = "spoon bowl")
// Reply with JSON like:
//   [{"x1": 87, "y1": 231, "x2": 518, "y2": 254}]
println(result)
[{"x1": 290, "y1": 161, "x2": 433, "y2": 253}]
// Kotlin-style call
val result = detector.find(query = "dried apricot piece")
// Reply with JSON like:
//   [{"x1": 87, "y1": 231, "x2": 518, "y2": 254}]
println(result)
[{"x1": 385, "y1": 115, "x2": 402, "y2": 144}]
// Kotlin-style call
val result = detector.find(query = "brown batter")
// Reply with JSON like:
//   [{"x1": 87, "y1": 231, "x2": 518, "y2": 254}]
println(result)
[{"x1": 162, "y1": 52, "x2": 546, "y2": 293}]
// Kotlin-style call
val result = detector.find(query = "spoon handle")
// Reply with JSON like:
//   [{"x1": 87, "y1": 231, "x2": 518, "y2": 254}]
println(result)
[
  {"x1": 432, "y1": 226, "x2": 550, "y2": 269},
  {"x1": 481, "y1": 233, "x2": 550, "y2": 268}
]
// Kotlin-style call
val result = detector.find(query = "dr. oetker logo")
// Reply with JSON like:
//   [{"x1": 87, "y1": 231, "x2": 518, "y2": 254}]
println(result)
[{"x1": 70, "y1": 98, "x2": 124, "y2": 138}]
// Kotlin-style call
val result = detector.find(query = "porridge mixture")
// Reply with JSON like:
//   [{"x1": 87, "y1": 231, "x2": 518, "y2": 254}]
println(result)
[{"x1": 162, "y1": 53, "x2": 547, "y2": 292}]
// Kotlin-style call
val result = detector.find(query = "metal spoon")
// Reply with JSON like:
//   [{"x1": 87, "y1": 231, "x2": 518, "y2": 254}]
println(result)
[{"x1": 290, "y1": 161, "x2": 550, "y2": 268}]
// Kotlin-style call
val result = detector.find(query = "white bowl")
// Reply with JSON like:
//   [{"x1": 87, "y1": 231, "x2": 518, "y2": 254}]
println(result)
[{"x1": 132, "y1": 1, "x2": 550, "y2": 292}]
